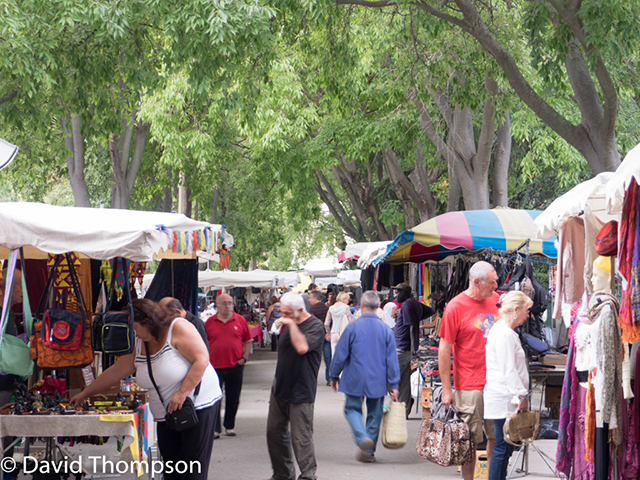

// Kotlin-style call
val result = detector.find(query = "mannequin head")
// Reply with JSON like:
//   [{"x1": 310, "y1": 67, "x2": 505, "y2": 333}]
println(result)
[{"x1": 592, "y1": 255, "x2": 612, "y2": 293}]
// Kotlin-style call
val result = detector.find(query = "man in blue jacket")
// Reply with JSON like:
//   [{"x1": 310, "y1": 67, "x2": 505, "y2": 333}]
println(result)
[{"x1": 329, "y1": 290, "x2": 400, "y2": 463}]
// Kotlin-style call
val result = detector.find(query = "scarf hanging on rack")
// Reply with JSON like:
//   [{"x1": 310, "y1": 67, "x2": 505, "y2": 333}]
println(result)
[{"x1": 619, "y1": 178, "x2": 640, "y2": 342}]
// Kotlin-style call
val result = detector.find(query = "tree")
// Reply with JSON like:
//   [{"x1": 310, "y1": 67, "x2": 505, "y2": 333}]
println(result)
[{"x1": 333, "y1": 0, "x2": 640, "y2": 175}]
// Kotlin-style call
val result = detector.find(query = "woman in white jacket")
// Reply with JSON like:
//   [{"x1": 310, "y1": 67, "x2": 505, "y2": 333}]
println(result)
[
  {"x1": 325, "y1": 291, "x2": 353, "y2": 355},
  {"x1": 484, "y1": 291, "x2": 533, "y2": 480}
]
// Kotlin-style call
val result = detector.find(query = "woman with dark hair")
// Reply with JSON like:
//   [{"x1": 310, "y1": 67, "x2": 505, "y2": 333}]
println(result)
[{"x1": 70, "y1": 298, "x2": 222, "y2": 480}]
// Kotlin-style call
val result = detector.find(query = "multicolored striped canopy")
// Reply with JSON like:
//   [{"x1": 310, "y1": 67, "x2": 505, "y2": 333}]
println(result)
[{"x1": 375, "y1": 208, "x2": 558, "y2": 265}]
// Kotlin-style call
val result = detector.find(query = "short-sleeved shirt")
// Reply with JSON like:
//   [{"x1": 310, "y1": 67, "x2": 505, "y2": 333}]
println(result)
[
  {"x1": 274, "y1": 314, "x2": 324, "y2": 404},
  {"x1": 206, "y1": 312, "x2": 252, "y2": 369},
  {"x1": 440, "y1": 292, "x2": 499, "y2": 390},
  {"x1": 395, "y1": 298, "x2": 433, "y2": 351}
]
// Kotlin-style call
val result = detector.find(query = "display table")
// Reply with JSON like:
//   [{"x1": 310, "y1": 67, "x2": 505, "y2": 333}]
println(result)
[
  {"x1": 248, "y1": 324, "x2": 263, "y2": 343},
  {"x1": 0, "y1": 407, "x2": 149, "y2": 478}
]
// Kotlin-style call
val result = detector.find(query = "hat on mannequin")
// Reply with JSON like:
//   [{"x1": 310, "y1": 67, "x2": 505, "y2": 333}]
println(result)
[{"x1": 592, "y1": 255, "x2": 612, "y2": 293}]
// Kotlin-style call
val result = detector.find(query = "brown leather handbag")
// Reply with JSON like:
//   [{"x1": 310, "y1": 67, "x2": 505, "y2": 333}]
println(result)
[{"x1": 503, "y1": 410, "x2": 540, "y2": 446}]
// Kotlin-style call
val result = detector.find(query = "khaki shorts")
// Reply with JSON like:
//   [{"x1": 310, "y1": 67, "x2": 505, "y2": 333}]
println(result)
[{"x1": 454, "y1": 389, "x2": 495, "y2": 445}]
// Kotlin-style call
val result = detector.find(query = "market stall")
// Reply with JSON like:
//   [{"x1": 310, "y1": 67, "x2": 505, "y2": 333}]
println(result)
[
  {"x1": 533, "y1": 145, "x2": 640, "y2": 480},
  {"x1": 367, "y1": 207, "x2": 557, "y2": 266},
  {"x1": 0, "y1": 202, "x2": 228, "y2": 478}
]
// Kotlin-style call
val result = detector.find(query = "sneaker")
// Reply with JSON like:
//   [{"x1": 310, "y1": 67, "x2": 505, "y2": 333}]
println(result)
[
  {"x1": 356, "y1": 437, "x2": 375, "y2": 463},
  {"x1": 225, "y1": 429, "x2": 236, "y2": 437},
  {"x1": 214, "y1": 432, "x2": 221, "y2": 440}
]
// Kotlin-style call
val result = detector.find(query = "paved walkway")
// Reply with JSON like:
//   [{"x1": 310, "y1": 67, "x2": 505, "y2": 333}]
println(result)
[{"x1": 211, "y1": 347, "x2": 562, "y2": 480}]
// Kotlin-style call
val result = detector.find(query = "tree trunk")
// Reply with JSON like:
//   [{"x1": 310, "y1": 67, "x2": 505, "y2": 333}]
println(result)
[
  {"x1": 162, "y1": 185, "x2": 172, "y2": 212},
  {"x1": 492, "y1": 112, "x2": 511, "y2": 207},
  {"x1": 61, "y1": 113, "x2": 91, "y2": 207},
  {"x1": 331, "y1": 163, "x2": 378, "y2": 240},
  {"x1": 178, "y1": 173, "x2": 188, "y2": 215},
  {"x1": 315, "y1": 170, "x2": 362, "y2": 241},
  {"x1": 382, "y1": 147, "x2": 416, "y2": 230},
  {"x1": 109, "y1": 114, "x2": 148, "y2": 209}
]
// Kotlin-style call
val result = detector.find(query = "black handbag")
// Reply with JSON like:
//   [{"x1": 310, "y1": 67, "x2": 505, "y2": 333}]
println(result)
[
  {"x1": 101, "y1": 258, "x2": 135, "y2": 355},
  {"x1": 144, "y1": 342, "x2": 201, "y2": 431}
]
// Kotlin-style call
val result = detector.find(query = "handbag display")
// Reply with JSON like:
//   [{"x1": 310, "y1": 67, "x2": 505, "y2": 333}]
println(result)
[
  {"x1": 381, "y1": 400, "x2": 407, "y2": 449},
  {"x1": 36, "y1": 254, "x2": 88, "y2": 351},
  {"x1": 30, "y1": 253, "x2": 94, "y2": 369},
  {"x1": 416, "y1": 404, "x2": 475, "y2": 467},
  {"x1": 0, "y1": 249, "x2": 34, "y2": 377},
  {"x1": 503, "y1": 410, "x2": 540, "y2": 446},
  {"x1": 101, "y1": 258, "x2": 135, "y2": 355},
  {"x1": 145, "y1": 342, "x2": 201, "y2": 431}
]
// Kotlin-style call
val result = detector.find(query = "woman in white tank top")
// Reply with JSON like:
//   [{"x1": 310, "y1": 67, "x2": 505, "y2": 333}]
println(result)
[{"x1": 71, "y1": 299, "x2": 221, "y2": 480}]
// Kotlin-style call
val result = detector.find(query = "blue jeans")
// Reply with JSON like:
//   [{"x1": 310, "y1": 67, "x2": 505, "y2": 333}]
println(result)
[
  {"x1": 344, "y1": 395, "x2": 385, "y2": 454},
  {"x1": 489, "y1": 418, "x2": 516, "y2": 480},
  {"x1": 323, "y1": 340, "x2": 332, "y2": 382}
]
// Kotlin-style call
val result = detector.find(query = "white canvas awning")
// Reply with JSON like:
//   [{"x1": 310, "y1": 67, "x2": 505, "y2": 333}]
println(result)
[
  {"x1": 143, "y1": 269, "x2": 300, "y2": 291},
  {"x1": 534, "y1": 173, "x2": 617, "y2": 238},
  {"x1": 0, "y1": 202, "x2": 225, "y2": 261},
  {"x1": 535, "y1": 143, "x2": 640, "y2": 238},
  {"x1": 303, "y1": 258, "x2": 342, "y2": 276},
  {"x1": 337, "y1": 270, "x2": 362, "y2": 287}
]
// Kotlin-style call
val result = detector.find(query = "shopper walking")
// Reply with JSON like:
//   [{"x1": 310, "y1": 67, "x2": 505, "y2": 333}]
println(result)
[
  {"x1": 325, "y1": 291, "x2": 352, "y2": 356},
  {"x1": 266, "y1": 292, "x2": 325, "y2": 480},
  {"x1": 329, "y1": 291, "x2": 400, "y2": 463}
]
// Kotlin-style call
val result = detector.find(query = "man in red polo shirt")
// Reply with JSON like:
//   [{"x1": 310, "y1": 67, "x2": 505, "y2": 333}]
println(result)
[{"x1": 206, "y1": 293, "x2": 253, "y2": 438}]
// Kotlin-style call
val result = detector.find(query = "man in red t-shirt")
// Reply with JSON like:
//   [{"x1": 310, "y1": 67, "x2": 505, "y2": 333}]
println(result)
[
  {"x1": 206, "y1": 293, "x2": 252, "y2": 438},
  {"x1": 439, "y1": 261, "x2": 499, "y2": 480}
]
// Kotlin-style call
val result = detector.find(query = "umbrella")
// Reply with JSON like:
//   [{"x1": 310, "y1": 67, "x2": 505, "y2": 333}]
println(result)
[{"x1": 373, "y1": 208, "x2": 557, "y2": 265}]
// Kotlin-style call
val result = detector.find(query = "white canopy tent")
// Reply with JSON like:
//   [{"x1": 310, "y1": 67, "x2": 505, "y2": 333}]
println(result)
[
  {"x1": 0, "y1": 202, "x2": 225, "y2": 261},
  {"x1": 337, "y1": 269, "x2": 362, "y2": 287},
  {"x1": 535, "y1": 144, "x2": 640, "y2": 238},
  {"x1": 303, "y1": 257, "x2": 342, "y2": 277},
  {"x1": 142, "y1": 269, "x2": 300, "y2": 292}
]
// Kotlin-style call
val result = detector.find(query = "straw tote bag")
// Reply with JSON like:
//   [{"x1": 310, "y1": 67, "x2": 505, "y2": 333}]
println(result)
[{"x1": 381, "y1": 401, "x2": 407, "y2": 449}]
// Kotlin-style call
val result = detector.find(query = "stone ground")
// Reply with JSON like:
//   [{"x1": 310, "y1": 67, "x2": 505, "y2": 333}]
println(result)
[{"x1": 12, "y1": 347, "x2": 563, "y2": 479}]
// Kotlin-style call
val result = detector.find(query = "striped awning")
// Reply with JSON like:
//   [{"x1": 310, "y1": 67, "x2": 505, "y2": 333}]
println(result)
[{"x1": 375, "y1": 208, "x2": 557, "y2": 265}]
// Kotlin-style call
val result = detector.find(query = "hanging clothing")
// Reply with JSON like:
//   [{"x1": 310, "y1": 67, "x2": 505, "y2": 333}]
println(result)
[
  {"x1": 590, "y1": 292, "x2": 622, "y2": 446},
  {"x1": 619, "y1": 178, "x2": 640, "y2": 339},
  {"x1": 553, "y1": 217, "x2": 586, "y2": 320},
  {"x1": 583, "y1": 214, "x2": 604, "y2": 297},
  {"x1": 556, "y1": 308, "x2": 580, "y2": 477}
]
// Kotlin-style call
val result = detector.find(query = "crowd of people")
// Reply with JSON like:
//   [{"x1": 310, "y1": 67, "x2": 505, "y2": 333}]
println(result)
[{"x1": 62, "y1": 259, "x2": 534, "y2": 480}]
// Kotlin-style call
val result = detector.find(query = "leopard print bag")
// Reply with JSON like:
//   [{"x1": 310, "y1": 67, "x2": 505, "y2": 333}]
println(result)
[{"x1": 416, "y1": 404, "x2": 475, "y2": 466}]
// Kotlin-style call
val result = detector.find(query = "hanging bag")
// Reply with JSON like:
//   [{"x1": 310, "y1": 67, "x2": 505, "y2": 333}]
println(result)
[
  {"x1": 381, "y1": 400, "x2": 407, "y2": 449},
  {"x1": 101, "y1": 258, "x2": 135, "y2": 355},
  {"x1": 144, "y1": 342, "x2": 200, "y2": 431},
  {"x1": 0, "y1": 248, "x2": 35, "y2": 377},
  {"x1": 31, "y1": 253, "x2": 94, "y2": 369},
  {"x1": 416, "y1": 404, "x2": 475, "y2": 467},
  {"x1": 503, "y1": 410, "x2": 540, "y2": 446},
  {"x1": 37, "y1": 254, "x2": 88, "y2": 351}
]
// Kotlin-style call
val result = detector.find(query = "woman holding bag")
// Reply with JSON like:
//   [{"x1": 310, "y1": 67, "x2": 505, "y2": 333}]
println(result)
[
  {"x1": 483, "y1": 291, "x2": 533, "y2": 480},
  {"x1": 70, "y1": 299, "x2": 222, "y2": 480}
]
